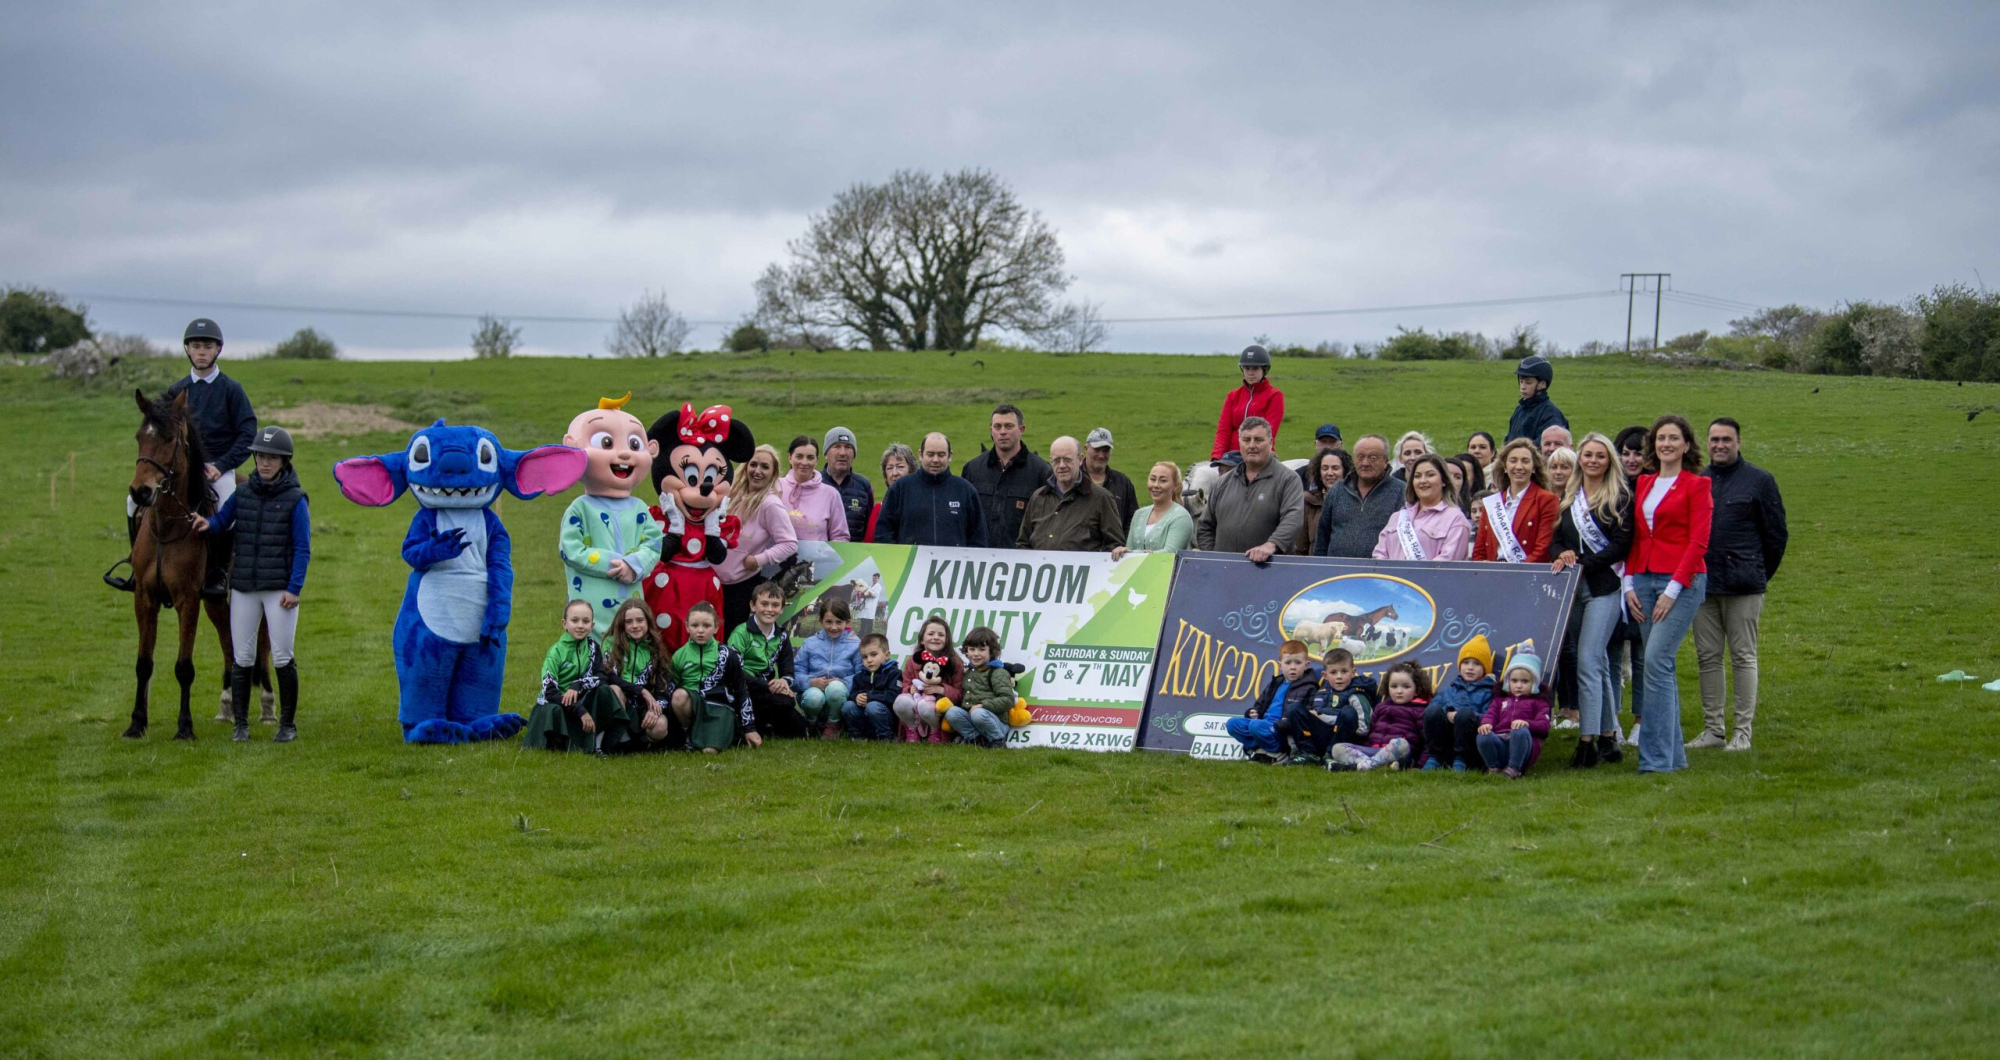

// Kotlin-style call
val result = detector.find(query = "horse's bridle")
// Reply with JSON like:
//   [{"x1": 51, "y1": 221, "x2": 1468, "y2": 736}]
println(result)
[{"x1": 134, "y1": 422, "x2": 197, "y2": 546}]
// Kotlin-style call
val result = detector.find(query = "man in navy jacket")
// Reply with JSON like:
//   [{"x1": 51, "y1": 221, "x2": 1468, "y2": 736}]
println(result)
[
  {"x1": 876, "y1": 432, "x2": 987, "y2": 548},
  {"x1": 1691, "y1": 417, "x2": 1787, "y2": 751}
]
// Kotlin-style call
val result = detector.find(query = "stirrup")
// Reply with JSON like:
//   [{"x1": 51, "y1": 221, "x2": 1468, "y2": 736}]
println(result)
[{"x1": 104, "y1": 558, "x2": 136, "y2": 593}]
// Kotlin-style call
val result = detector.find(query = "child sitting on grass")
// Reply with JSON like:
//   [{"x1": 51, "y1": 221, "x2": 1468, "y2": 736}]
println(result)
[
  {"x1": 671, "y1": 602, "x2": 760, "y2": 754},
  {"x1": 1422, "y1": 635, "x2": 1497, "y2": 771},
  {"x1": 795, "y1": 597, "x2": 862, "y2": 741},
  {"x1": 948, "y1": 626, "x2": 1017, "y2": 749},
  {"x1": 1478, "y1": 652, "x2": 1552, "y2": 779},
  {"x1": 522, "y1": 599, "x2": 636, "y2": 754},
  {"x1": 601, "y1": 598, "x2": 676, "y2": 749},
  {"x1": 841, "y1": 633, "x2": 903, "y2": 741},
  {"x1": 1281, "y1": 647, "x2": 1375, "y2": 767},
  {"x1": 728, "y1": 581, "x2": 800, "y2": 739},
  {"x1": 1330, "y1": 661, "x2": 1427, "y2": 771},
  {"x1": 1224, "y1": 640, "x2": 1321, "y2": 764},
  {"x1": 894, "y1": 616, "x2": 963, "y2": 744}
]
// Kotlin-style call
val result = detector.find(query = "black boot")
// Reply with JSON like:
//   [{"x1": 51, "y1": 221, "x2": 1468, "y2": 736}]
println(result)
[
  {"x1": 1597, "y1": 734, "x2": 1623, "y2": 764},
  {"x1": 104, "y1": 515, "x2": 141, "y2": 591},
  {"x1": 1570, "y1": 739, "x2": 1599, "y2": 769},
  {"x1": 202, "y1": 529, "x2": 233, "y2": 601},
  {"x1": 230, "y1": 664, "x2": 252, "y2": 741},
  {"x1": 273, "y1": 662, "x2": 299, "y2": 743}
]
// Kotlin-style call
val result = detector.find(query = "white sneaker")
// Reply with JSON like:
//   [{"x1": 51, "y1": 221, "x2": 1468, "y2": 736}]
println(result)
[
  {"x1": 1686, "y1": 732, "x2": 1726, "y2": 750},
  {"x1": 1724, "y1": 732, "x2": 1753, "y2": 751},
  {"x1": 1623, "y1": 724, "x2": 1641, "y2": 747},
  {"x1": 1556, "y1": 718, "x2": 1579, "y2": 730},
  {"x1": 1355, "y1": 757, "x2": 1376, "y2": 772}
]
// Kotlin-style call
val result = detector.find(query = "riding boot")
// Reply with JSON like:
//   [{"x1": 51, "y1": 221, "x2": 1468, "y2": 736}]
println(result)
[
  {"x1": 273, "y1": 662, "x2": 299, "y2": 743},
  {"x1": 202, "y1": 529, "x2": 233, "y2": 601},
  {"x1": 104, "y1": 515, "x2": 142, "y2": 592},
  {"x1": 230, "y1": 664, "x2": 253, "y2": 741}
]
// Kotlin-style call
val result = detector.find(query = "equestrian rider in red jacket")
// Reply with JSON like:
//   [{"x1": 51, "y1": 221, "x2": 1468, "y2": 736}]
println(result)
[{"x1": 1210, "y1": 345, "x2": 1287, "y2": 460}]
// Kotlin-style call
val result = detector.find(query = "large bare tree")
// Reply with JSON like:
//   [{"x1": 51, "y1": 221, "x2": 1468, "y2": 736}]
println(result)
[
  {"x1": 608, "y1": 290, "x2": 692, "y2": 357},
  {"x1": 755, "y1": 169, "x2": 1070, "y2": 351}
]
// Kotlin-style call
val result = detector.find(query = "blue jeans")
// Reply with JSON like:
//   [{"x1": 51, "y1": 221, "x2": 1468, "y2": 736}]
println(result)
[
  {"x1": 1224, "y1": 716, "x2": 1284, "y2": 755},
  {"x1": 800, "y1": 681, "x2": 850, "y2": 727},
  {"x1": 1477, "y1": 730, "x2": 1536, "y2": 772},
  {"x1": 1633, "y1": 572, "x2": 1705, "y2": 773},
  {"x1": 840, "y1": 699, "x2": 896, "y2": 740},
  {"x1": 944, "y1": 704, "x2": 1009, "y2": 744},
  {"x1": 1573, "y1": 586, "x2": 1623, "y2": 737}
]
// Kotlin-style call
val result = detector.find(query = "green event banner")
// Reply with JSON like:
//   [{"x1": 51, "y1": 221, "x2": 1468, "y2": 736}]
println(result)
[{"x1": 776, "y1": 542, "x2": 1174, "y2": 751}]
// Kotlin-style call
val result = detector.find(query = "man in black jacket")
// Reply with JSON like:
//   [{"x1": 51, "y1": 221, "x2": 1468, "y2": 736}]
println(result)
[
  {"x1": 1691, "y1": 418, "x2": 1787, "y2": 751},
  {"x1": 877, "y1": 433, "x2": 986, "y2": 548},
  {"x1": 961, "y1": 403, "x2": 1051, "y2": 549},
  {"x1": 107, "y1": 317, "x2": 257, "y2": 598}
]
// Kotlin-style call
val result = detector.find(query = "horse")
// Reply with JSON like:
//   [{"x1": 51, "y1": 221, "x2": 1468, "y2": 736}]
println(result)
[
  {"x1": 1322, "y1": 604, "x2": 1398, "y2": 639},
  {"x1": 123, "y1": 389, "x2": 266, "y2": 738},
  {"x1": 1181, "y1": 457, "x2": 1311, "y2": 518}
]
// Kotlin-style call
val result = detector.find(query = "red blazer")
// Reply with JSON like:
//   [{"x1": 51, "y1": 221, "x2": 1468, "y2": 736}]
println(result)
[
  {"x1": 1472, "y1": 484, "x2": 1558, "y2": 563},
  {"x1": 1210, "y1": 380, "x2": 1286, "y2": 459},
  {"x1": 1629, "y1": 471, "x2": 1712, "y2": 587}
]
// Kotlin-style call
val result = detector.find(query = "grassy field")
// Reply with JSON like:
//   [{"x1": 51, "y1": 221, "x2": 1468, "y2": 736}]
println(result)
[{"x1": 3, "y1": 350, "x2": 1997, "y2": 1058}]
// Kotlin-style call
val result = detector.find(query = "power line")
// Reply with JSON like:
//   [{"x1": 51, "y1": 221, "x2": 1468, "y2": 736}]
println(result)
[
  {"x1": 65, "y1": 290, "x2": 739, "y2": 327},
  {"x1": 1672, "y1": 288, "x2": 1770, "y2": 312},
  {"x1": 1099, "y1": 290, "x2": 1622, "y2": 324}
]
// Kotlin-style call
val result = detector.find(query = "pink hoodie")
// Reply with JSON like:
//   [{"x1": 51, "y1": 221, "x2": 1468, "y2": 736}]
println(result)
[
  {"x1": 717, "y1": 494, "x2": 799, "y2": 585},
  {"x1": 779, "y1": 473, "x2": 851, "y2": 543}
]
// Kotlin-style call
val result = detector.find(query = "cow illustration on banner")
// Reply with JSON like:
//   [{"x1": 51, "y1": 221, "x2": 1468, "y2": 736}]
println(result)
[
  {"x1": 775, "y1": 542, "x2": 1174, "y2": 751},
  {"x1": 1138, "y1": 554, "x2": 1577, "y2": 758}
]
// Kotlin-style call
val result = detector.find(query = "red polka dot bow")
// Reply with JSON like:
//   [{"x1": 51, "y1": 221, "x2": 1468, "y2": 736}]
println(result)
[{"x1": 677, "y1": 403, "x2": 733, "y2": 447}]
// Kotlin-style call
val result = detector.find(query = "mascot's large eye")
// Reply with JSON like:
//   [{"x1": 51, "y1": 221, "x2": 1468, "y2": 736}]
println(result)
[
  {"x1": 681, "y1": 465, "x2": 702, "y2": 488},
  {"x1": 701, "y1": 466, "x2": 719, "y2": 488},
  {"x1": 477, "y1": 439, "x2": 498, "y2": 471},
  {"x1": 626, "y1": 433, "x2": 644, "y2": 452},
  {"x1": 409, "y1": 438, "x2": 431, "y2": 470},
  {"x1": 590, "y1": 431, "x2": 614, "y2": 450}
]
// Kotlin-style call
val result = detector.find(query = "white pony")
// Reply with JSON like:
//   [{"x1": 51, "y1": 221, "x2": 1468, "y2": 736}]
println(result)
[{"x1": 1183, "y1": 457, "x2": 1311, "y2": 518}]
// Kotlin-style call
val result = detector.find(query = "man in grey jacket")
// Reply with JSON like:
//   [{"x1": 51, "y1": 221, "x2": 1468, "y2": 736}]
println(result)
[
  {"x1": 1195, "y1": 418, "x2": 1304, "y2": 562},
  {"x1": 1314, "y1": 434, "x2": 1400, "y2": 557}
]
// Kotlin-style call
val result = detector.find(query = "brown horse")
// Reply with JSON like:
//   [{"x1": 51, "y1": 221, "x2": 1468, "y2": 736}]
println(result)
[
  {"x1": 1322, "y1": 604, "x2": 1398, "y2": 639},
  {"x1": 124, "y1": 389, "x2": 247, "y2": 740}
]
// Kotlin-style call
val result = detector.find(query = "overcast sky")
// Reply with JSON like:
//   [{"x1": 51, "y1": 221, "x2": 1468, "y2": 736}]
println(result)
[{"x1": 5, "y1": 1, "x2": 1995, "y2": 357}]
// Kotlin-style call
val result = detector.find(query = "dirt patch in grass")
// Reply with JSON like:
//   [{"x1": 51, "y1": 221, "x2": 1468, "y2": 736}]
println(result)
[{"x1": 265, "y1": 401, "x2": 419, "y2": 439}]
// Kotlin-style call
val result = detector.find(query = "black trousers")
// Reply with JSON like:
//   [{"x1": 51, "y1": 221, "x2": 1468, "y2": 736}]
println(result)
[
  {"x1": 1276, "y1": 706, "x2": 1360, "y2": 757},
  {"x1": 1421, "y1": 702, "x2": 1481, "y2": 766},
  {"x1": 747, "y1": 683, "x2": 807, "y2": 739}
]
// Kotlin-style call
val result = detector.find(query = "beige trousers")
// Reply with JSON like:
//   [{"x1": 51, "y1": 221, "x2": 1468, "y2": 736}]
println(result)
[{"x1": 1693, "y1": 592, "x2": 1763, "y2": 739}]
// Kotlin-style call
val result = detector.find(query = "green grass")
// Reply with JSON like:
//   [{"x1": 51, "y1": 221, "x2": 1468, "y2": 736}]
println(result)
[{"x1": 3, "y1": 351, "x2": 1998, "y2": 1058}]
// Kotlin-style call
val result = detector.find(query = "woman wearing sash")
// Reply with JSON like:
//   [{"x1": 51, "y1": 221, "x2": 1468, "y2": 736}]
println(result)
[
  {"x1": 1471, "y1": 439, "x2": 1557, "y2": 563},
  {"x1": 1550, "y1": 433, "x2": 1632, "y2": 767},
  {"x1": 1624, "y1": 414, "x2": 1711, "y2": 773},
  {"x1": 1371, "y1": 454, "x2": 1470, "y2": 561}
]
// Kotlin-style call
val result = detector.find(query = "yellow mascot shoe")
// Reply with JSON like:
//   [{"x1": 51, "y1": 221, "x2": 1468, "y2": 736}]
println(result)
[{"x1": 1007, "y1": 704, "x2": 1033, "y2": 729}]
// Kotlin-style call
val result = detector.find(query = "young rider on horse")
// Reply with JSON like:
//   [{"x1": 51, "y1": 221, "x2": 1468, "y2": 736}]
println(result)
[{"x1": 108, "y1": 318, "x2": 258, "y2": 599}]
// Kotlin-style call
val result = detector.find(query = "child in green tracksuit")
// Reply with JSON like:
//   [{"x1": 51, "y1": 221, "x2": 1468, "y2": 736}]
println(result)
[
  {"x1": 670, "y1": 602, "x2": 758, "y2": 753},
  {"x1": 944, "y1": 626, "x2": 1017, "y2": 748},
  {"x1": 522, "y1": 599, "x2": 636, "y2": 753}
]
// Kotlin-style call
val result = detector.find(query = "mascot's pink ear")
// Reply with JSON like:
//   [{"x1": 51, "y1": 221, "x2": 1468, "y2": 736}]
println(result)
[
  {"x1": 509, "y1": 444, "x2": 587, "y2": 499},
  {"x1": 333, "y1": 456, "x2": 404, "y2": 507}
]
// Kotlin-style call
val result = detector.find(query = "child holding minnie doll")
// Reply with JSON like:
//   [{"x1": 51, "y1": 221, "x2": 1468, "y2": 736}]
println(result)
[
  {"x1": 1478, "y1": 652, "x2": 1552, "y2": 778},
  {"x1": 893, "y1": 615, "x2": 963, "y2": 743}
]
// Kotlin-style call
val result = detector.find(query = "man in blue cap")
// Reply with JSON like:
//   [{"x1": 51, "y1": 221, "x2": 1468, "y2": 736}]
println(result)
[
  {"x1": 106, "y1": 317, "x2": 258, "y2": 597},
  {"x1": 1297, "y1": 423, "x2": 1343, "y2": 492}
]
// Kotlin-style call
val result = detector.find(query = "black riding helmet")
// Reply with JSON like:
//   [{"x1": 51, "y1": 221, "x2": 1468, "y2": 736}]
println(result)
[
  {"x1": 248, "y1": 425, "x2": 294, "y2": 459},
  {"x1": 1238, "y1": 344, "x2": 1272, "y2": 370},
  {"x1": 183, "y1": 318, "x2": 224, "y2": 369},
  {"x1": 1515, "y1": 354, "x2": 1553, "y2": 384}
]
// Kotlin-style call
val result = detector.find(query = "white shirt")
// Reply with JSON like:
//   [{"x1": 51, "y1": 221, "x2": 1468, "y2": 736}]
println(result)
[{"x1": 189, "y1": 366, "x2": 219, "y2": 385}]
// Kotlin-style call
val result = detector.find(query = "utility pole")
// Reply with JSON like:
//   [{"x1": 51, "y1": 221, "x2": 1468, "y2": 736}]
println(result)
[{"x1": 1621, "y1": 273, "x2": 1670, "y2": 352}]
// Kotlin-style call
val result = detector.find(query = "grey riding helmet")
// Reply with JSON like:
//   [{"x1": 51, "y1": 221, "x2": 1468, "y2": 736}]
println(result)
[
  {"x1": 184, "y1": 318, "x2": 224, "y2": 346},
  {"x1": 248, "y1": 426, "x2": 294, "y2": 458},
  {"x1": 1515, "y1": 354, "x2": 1553, "y2": 383},
  {"x1": 1237, "y1": 344, "x2": 1272, "y2": 369}
]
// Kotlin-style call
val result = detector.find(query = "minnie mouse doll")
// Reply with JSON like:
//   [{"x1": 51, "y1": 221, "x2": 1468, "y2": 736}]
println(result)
[{"x1": 643, "y1": 403, "x2": 755, "y2": 650}]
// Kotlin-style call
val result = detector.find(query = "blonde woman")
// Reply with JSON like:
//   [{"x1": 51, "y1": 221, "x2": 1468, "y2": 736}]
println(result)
[
  {"x1": 717, "y1": 444, "x2": 799, "y2": 633},
  {"x1": 1393, "y1": 430, "x2": 1434, "y2": 479},
  {"x1": 1111, "y1": 462, "x2": 1193, "y2": 559},
  {"x1": 1550, "y1": 433, "x2": 1633, "y2": 767}
]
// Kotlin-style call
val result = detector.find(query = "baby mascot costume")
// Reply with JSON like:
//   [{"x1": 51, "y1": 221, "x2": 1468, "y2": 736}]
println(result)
[
  {"x1": 334, "y1": 420, "x2": 586, "y2": 743},
  {"x1": 561, "y1": 393, "x2": 664, "y2": 635},
  {"x1": 643, "y1": 403, "x2": 754, "y2": 649}
]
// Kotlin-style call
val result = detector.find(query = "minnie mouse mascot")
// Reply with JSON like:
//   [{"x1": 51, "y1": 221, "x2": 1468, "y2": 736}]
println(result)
[{"x1": 643, "y1": 403, "x2": 755, "y2": 650}]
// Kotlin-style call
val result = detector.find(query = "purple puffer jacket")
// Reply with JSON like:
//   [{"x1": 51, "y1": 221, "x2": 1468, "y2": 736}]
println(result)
[
  {"x1": 1480, "y1": 694, "x2": 1552, "y2": 766},
  {"x1": 1371, "y1": 697, "x2": 1427, "y2": 751}
]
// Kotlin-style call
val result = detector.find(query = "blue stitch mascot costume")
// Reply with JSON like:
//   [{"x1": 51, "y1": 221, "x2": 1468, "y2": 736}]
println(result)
[{"x1": 334, "y1": 421, "x2": 586, "y2": 743}]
